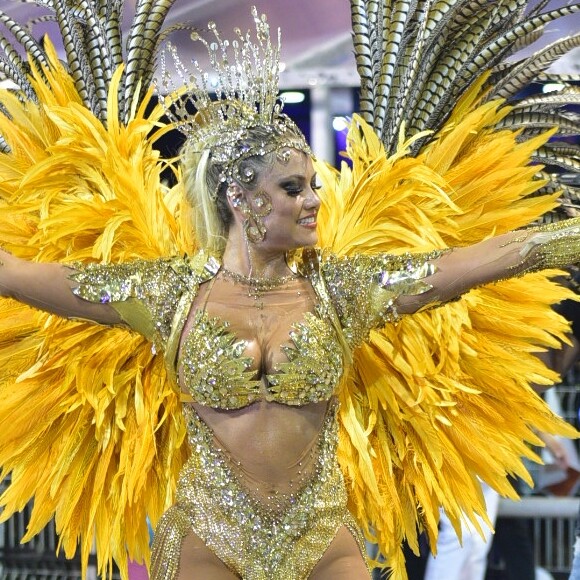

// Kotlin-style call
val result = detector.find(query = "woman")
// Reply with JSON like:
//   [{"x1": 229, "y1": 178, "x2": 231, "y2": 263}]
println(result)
[
  {"x1": 1, "y1": 6, "x2": 580, "y2": 580},
  {"x1": 1, "y1": 110, "x2": 580, "y2": 579}
]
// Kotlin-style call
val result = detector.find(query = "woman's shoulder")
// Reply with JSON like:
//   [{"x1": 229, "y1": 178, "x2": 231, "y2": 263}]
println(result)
[
  {"x1": 104, "y1": 250, "x2": 221, "y2": 286},
  {"x1": 180, "y1": 251, "x2": 221, "y2": 284}
]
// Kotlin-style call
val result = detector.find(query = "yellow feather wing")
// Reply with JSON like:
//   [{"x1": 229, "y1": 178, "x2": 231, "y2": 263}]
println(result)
[
  {"x1": 316, "y1": 85, "x2": 577, "y2": 577},
  {"x1": 0, "y1": 44, "x2": 191, "y2": 578}
]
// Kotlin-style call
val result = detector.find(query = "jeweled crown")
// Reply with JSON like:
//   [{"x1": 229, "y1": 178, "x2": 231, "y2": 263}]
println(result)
[{"x1": 157, "y1": 7, "x2": 311, "y2": 191}]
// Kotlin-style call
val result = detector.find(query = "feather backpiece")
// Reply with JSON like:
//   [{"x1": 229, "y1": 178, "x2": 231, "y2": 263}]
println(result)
[
  {"x1": 0, "y1": 1, "x2": 578, "y2": 579},
  {"x1": 326, "y1": 1, "x2": 580, "y2": 576},
  {"x1": 317, "y1": 100, "x2": 578, "y2": 577},
  {"x1": 0, "y1": 0, "x2": 194, "y2": 575},
  {"x1": 351, "y1": 0, "x2": 580, "y2": 217}
]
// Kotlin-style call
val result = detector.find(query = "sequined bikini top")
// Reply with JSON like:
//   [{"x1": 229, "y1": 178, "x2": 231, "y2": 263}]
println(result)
[
  {"x1": 177, "y1": 306, "x2": 343, "y2": 409},
  {"x1": 170, "y1": 251, "x2": 348, "y2": 409},
  {"x1": 71, "y1": 248, "x2": 439, "y2": 410}
]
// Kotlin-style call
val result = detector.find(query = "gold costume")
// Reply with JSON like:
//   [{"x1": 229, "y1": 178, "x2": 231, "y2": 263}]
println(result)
[
  {"x1": 69, "y1": 229, "x2": 580, "y2": 578},
  {"x1": 151, "y1": 401, "x2": 363, "y2": 579},
  {"x1": 70, "y1": 249, "x2": 443, "y2": 578},
  {"x1": 0, "y1": 2, "x2": 579, "y2": 580}
]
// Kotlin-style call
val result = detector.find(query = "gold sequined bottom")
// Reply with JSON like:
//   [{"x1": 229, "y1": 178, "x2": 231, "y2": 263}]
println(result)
[{"x1": 150, "y1": 398, "x2": 368, "y2": 579}]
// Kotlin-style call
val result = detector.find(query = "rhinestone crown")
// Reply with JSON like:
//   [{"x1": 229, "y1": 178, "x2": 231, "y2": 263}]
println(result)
[{"x1": 157, "y1": 7, "x2": 311, "y2": 192}]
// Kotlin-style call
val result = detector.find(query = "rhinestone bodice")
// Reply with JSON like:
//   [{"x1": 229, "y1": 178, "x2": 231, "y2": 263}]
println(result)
[
  {"x1": 150, "y1": 398, "x2": 368, "y2": 579},
  {"x1": 177, "y1": 304, "x2": 344, "y2": 409},
  {"x1": 71, "y1": 248, "x2": 440, "y2": 410}
]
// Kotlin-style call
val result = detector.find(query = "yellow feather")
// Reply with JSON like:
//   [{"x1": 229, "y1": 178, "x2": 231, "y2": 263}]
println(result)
[
  {"x1": 319, "y1": 100, "x2": 578, "y2": 578},
  {"x1": 0, "y1": 44, "x2": 189, "y2": 578}
]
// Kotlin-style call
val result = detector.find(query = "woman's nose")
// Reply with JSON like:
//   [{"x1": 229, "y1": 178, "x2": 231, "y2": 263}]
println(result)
[{"x1": 305, "y1": 188, "x2": 321, "y2": 210}]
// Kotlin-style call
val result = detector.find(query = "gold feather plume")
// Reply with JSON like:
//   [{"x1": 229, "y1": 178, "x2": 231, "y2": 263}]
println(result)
[
  {"x1": 319, "y1": 1, "x2": 580, "y2": 576},
  {"x1": 351, "y1": 0, "x2": 580, "y2": 220},
  {"x1": 317, "y1": 86, "x2": 578, "y2": 578},
  {"x1": 0, "y1": 2, "x2": 194, "y2": 575}
]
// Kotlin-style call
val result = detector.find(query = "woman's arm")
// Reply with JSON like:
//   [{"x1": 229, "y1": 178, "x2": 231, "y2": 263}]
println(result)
[
  {"x1": 0, "y1": 248, "x2": 122, "y2": 325},
  {"x1": 321, "y1": 217, "x2": 580, "y2": 348},
  {"x1": 397, "y1": 221, "x2": 580, "y2": 314}
]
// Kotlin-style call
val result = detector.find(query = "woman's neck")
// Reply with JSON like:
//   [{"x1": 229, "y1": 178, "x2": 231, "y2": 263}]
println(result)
[{"x1": 221, "y1": 238, "x2": 291, "y2": 280}]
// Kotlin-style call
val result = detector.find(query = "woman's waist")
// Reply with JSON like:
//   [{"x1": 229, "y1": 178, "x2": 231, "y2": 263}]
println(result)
[{"x1": 183, "y1": 398, "x2": 339, "y2": 485}]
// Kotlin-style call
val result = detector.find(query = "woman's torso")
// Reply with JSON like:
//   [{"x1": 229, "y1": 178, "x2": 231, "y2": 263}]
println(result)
[{"x1": 177, "y1": 271, "x2": 343, "y2": 496}]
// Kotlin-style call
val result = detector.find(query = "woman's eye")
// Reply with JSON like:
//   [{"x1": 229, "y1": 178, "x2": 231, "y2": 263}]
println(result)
[
  {"x1": 312, "y1": 182, "x2": 322, "y2": 191},
  {"x1": 285, "y1": 187, "x2": 302, "y2": 196}
]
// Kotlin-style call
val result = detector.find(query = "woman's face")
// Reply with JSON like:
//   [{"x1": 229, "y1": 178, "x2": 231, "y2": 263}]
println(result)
[{"x1": 250, "y1": 148, "x2": 321, "y2": 252}]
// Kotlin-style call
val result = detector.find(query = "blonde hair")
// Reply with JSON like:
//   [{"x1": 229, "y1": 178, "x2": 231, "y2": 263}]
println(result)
[{"x1": 181, "y1": 146, "x2": 227, "y2": 254}]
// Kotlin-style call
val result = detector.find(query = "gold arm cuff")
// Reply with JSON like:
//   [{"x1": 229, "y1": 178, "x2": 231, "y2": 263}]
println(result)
[{"x1": 516, "y1": 216, "x2": 580, "y2": 275}]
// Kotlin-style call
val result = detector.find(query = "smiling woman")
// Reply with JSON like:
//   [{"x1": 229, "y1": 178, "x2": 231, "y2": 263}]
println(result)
[
  {"x1": 223, "y1": 149, "x2": 321, "y2": 257},
  {"x1": 0, "y1": 2, "x2": 580, "y2": 580},
  {"x1": 4, "y1": 118, "x2": 580, "y2": 579}
]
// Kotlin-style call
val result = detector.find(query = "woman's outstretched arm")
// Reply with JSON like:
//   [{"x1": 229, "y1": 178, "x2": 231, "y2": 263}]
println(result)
[
  {"x1": 0, "y1": 248, "x2": 122, "y2": 325},
  {"x1": 397, "y1": 221, "x2": 580, "y2": 314}
]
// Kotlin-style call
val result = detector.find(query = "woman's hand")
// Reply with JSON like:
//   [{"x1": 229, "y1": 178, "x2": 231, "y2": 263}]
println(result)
[{"x1": 539, "y1": 432, "x2": 571, "y2": 471}]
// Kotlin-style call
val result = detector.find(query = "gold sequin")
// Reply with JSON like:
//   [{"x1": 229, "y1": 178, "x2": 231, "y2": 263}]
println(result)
[
  {"x1": 320, "y1": 250, "x2": 442, "y2": 347},
  {"x1": 70, "y1": 257, "x2": 199, "y2": 354},
  {"x1": 179, "y1": 306, "x2": 344, "y2": 409},
  {"x1": 179, "y1": 310, "x2": 263, "y2": 409},
  {"x1": 512, "y1": 217, "x2": 580, "y2": 275}
]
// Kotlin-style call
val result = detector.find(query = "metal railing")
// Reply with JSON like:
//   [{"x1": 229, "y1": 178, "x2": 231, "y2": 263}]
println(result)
[
  {"x1": 493, "y1": 497, "x2": 577, "y2": 577},
  {"x1": 0, "y1": 493, "x2": 85, "y2": 580},
  {"x1": 489, "y1": 381, "x2": 580, "y2": 579}
]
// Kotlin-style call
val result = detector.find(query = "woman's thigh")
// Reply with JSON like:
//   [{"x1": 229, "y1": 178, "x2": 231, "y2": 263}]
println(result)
[
  {"x1": 309, "y1": 526, "x2": 371, "y2": 580},
  {"x1": 177, "y1": 531, "x2": 240, "y2": 580}
]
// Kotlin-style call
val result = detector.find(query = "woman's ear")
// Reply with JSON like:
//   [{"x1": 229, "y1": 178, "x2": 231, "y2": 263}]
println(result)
[{"x1": 226, "y1": 183, "x2": 244, "y2": 212}]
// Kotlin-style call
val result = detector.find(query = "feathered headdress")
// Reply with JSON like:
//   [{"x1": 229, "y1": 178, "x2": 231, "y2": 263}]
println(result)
[{"x1": 157, "y1": 7, "x2": 311, "y2": 191}]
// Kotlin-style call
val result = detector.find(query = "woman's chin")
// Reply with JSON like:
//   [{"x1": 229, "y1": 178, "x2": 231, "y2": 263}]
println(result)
[{"x1": 302, "y1": 231, "x2": 318, "y2": 248}]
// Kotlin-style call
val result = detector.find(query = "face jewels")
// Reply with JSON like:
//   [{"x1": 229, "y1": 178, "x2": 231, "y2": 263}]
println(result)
[
  {"x1": 240, "y1": 165, "x2": 256, "y2": 184},
  {"x1": 239, "y1": 190, "x2": 273, "y2": 244},
  {"x1": 252, "y1": 190, "x2": 272, "y2": 215},
  {"x1": 276, "y1": 148, "x2": 292, "y2": 165}
]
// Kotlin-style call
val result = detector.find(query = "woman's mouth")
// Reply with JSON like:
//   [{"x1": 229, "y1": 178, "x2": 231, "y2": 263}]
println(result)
[{"x1": 297, "y1": 215, "x2": 317, "y2": 227}]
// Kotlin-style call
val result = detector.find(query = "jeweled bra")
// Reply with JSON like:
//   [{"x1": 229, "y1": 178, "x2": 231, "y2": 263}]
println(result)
[
  {"x1": 177, "y1": 304, "x2": 344, "y2": 409},
  {"x1": 174, "y1": 252, "x2": 345, "y2": 409},
  {"x1": 70, "y1": 248, "x2": 440, "y2": 409}
]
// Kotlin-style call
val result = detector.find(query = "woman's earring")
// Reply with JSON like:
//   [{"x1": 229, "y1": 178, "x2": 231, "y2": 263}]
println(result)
[
  {"x1": 243, "y1": 190, "x2": 272, "y2": 243},
  {"x1": 227, "y1": 187, "x2": 242, "y2": 208}
]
